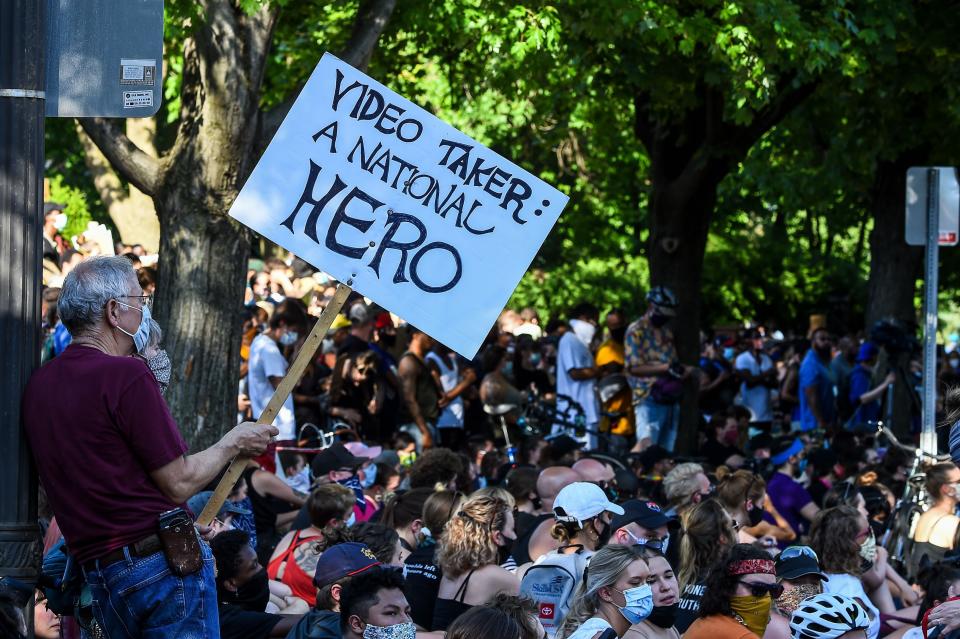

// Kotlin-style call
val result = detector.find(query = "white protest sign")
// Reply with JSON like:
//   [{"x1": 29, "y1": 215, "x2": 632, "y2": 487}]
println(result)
[{"x1": 230, "y1": 53, "x2": 567, "y2": 357}]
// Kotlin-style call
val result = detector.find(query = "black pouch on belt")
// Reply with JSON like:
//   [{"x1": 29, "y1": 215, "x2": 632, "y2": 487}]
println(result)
[{"x1": 157, "y1": 507, "x2": 202, "y2": 576}]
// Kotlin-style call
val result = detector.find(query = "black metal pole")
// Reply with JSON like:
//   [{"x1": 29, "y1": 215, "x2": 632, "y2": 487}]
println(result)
[{"x1": 0, "y1": 0, "x2": 45, "y2": 587}]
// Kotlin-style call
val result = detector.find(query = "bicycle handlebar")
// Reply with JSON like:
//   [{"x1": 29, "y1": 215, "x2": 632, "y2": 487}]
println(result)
[{"x1": 881, "y1": 426, "x2": 951, "y2": 461}]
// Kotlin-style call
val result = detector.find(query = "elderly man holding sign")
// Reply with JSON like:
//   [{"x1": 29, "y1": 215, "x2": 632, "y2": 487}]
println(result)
[{"x1": 23, "y1": 256, "x2": 277, "y2": 638}]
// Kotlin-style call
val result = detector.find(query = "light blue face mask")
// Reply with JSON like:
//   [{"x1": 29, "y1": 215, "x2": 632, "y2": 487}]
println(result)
[
  {"x1": 346, "y1": 511, "x2": 357, "y2": 527},
  {"x1": 279, "y1": 331, "x2": 299, "y2": 346},
  {"x1": 615, "y1": 583, "x2": 654, "y2": 624},
  {"x1": 115, "y1": 300, "x2": 152, "y2": 353},
  {"x1": 360, "y1": 463, "x2": 378, "y2": 489}
]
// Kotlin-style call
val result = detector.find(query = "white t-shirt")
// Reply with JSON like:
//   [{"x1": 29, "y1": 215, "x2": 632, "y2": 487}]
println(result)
[
  {"x1": 247, "y1": 333, "x2": 296, "y2": 440},
  {"x1": 425, "y1": 351, "x2": 464, "y2": 428},
  {"x1": 735, "y1": 351, "x2": 774, "y2": 422},
  {"x1": 555, "y1": 331, "x2": 599, "y2": 427},
  {"x1": 822, "y1": 573, "x2": 880, "y2": 639},
  {"x1": 566, "y1": 617, "x2": 613, "y2": 639}
]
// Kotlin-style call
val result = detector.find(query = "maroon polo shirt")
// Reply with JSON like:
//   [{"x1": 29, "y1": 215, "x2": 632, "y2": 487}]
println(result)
[{"x1": 23, "y1": 345, "x2": 188, "y2": 563}]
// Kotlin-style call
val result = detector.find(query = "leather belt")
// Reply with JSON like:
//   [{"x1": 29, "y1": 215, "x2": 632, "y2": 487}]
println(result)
[{"x1": 83, "y1": 533, "x2": 163, "y2": 571}]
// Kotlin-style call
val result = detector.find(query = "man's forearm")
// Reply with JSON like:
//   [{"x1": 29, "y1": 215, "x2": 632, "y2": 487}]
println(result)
[{"x1": 173, "y1": 441, "x2": 238, "y2": 503}]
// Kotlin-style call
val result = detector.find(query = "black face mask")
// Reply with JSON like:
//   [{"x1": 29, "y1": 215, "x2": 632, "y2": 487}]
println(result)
[
  {"x1": 222, "y1": 568, "x2": 270, "y2": 612},
  {"x1": 531, "y1": 495, "x2": 543, "y2": 511},
  {"x1": 610, "y1": 326, "x2": 627, "y2": 343},
  {"x1": 650, "y1": 313, "x2": 670, "y2": 328},
  {"x1": 379, "y1": 332, "x2": 397, "y2": 348},
  {"x1": 747, "y1": 504, "x2": 765, "y2": 527},
  {"x1": 648, "y1": 603, "x2": 678, "y2": 629},
  {"x1": 497, "y1": 536, "x2": 516, "y2": 566},
  {"x1": 595, "y1": 520, "x2": 612, "y2": 548}
]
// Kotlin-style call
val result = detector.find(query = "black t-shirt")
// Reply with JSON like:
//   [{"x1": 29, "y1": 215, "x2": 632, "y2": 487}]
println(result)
[
  {"x1": 404, "y1": 542, "x2": 442, "y2": 630},
  {"x1": 219, "y1": 604, "x2": 281, "y2": 639},
  {"x1": 674, "y1": 582, "x2": 705, "y2": 634}
]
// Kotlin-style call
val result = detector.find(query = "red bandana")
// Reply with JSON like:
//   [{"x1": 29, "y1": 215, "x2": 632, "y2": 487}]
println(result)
[{"x1": 727, "y1": 559, "x2": 776, "y2": 576}]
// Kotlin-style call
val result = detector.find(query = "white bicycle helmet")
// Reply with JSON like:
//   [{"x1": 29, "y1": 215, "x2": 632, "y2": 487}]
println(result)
[{"x1": 789, "y1": 593, "x2": 871, "y2": 639}]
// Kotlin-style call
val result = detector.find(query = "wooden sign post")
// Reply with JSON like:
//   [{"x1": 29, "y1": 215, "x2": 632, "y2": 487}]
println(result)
[{"x1": 196, "y1": 283, "x2": 352, "y2": 526}]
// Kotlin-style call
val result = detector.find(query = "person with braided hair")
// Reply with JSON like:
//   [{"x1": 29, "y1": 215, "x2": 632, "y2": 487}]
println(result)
[{"x1": 431, "y1": 494, "x2": 519, "y2": 630}]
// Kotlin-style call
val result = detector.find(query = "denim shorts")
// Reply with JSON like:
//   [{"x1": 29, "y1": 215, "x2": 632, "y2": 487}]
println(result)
[{"x1": 82, "y1": 542, "x2": 219, "y2": 638}]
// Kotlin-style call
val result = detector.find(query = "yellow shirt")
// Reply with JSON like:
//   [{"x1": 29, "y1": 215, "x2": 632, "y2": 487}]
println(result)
[{"x1": 595, "y1": 340, "x2": 634, "y2": 436}]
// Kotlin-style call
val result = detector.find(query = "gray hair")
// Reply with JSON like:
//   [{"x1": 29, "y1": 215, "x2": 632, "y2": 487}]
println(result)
[{"x1": 58, "y1": 256, "x2": 137, "y2": 334}]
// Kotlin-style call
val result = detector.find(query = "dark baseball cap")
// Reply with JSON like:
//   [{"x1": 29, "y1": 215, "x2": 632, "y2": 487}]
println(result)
[
  {"x1": 547, "y1": 434, "x2": 584, "y2": 458},
  {"x1": 313, "y1": 542, "x2": 382, "y2": 588},
  {"x1": 776, "y1": 545, "x2": 827, "y2": 581},
  {"x1": 43, "y1": 201, "x2": 66, "y2": 215},
  {"x1": 312, "y1": 441, "x2": 366, "y2": 476},
  {"x1": 610, "y1": 499, "x2": 671, "y2": 532}
]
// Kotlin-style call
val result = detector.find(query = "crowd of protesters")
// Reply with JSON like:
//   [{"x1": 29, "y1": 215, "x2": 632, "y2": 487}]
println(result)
[{"x1": 13, "y1": 220, "x2": 960, "y2": 639}]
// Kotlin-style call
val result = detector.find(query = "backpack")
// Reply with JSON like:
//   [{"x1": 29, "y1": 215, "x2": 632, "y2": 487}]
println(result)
[
  {"x1": 519, "y1": 546, "x2": 590, "y2": 637},
  {"x1": 41, "y1": 539, "x2": 93, "y2": 623}
]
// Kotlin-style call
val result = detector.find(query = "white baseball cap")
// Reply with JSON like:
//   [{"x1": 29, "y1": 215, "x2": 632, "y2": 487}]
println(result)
[{"x1": 553, "y1": 482, "x2": 625, "y2": 526}]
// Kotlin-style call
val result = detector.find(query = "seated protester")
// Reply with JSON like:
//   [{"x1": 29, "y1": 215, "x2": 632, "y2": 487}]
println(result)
[
  {"x1": 210, "y1": 530, "x2": 300, "y2": 639},
  {"x1": 505, "y1": 467, "x2": 544, "y2": 541},
  {"x1": 684, "y1": 544, "x2": 780, "y2": 639},
  {"x1": 516, "y1": 466, "x2": 582, "y2": 566},
  {"x1": 242, "y1": 461, "x2": 308, "y2": 564},
  {"x1": 608, "y1": 500, "x2": 671, "y2": 552},
  {"x1": 765, "y1": 438, "x2": 819, "y2": 541},
  {"x1": 556, "y1": 545, "x2": 652, "y2": 639},
  {"x1": 674, "y1": 501, "x2": 739, "y2": 634},
  {"x1": 434, "y1": 495, "x2": 520, "y2": 631},
  {"x1": 408, "y1": 447, "x2": 465, "y2": 491},
  {"x1": 350, "y1": 522, "x2": 406, "y2": 566},
  {"x1": 704, "y1": 412, "x2": 746, "y2": 470},
  {"x1": 339, "y1": 567, "x2": 415, "y2": 639},
  {"x1": 773, "y1": 546, "x2": 826, "y2": 617},
  {"x1": 278, "y1": 450, "x2": 310, "y2": 494},
  {"x1": 662, "y1": 462, "x2": 713, "y2": 521},
  {"x1": 188, "y1": 489, "x2": 254, "y2": 537},
  {"x1": 715, "y1": 469, "x2": 769, "y2": 544},
  {"x1": 405, "y1": 490, "x2": 465, "y2": 630},
  {"x1": 488, "y1": 593, "x2": 548, "y2": 639},
  {"x1": 446, "y1": 605, "x2": 523, "y2": 639},
  {"x1": 309, "y1": 442, "x2": 378, "y2": 525},
  {"x1": 789, "y1": 593, "x2": 872, "y2": 639},
  {"x1": 546, "y1": 482, "x2": 625, "y2": 560},
  {"x1": 809, "y1": 506, "x2": 881, "y2": 639},
  {"x1": 33, "y1": 591, "x2": 61, "y2": 639},
  {"x1": 624, "y1": 548, "x2": 681, "y2": 639},
  {"x1": 805, "y1": 449, "x2": 839, "y2": 508},
  {"x1": 267, "y1": 484, "x2": 355, "y2": 606},
  {"x1": 901, "y1": 564, "x2": 960, "y2": 639},
  {"x1": 285, "y1": 542, "x2": 382, "y2": 639},
  {"x1": 380, "y1": 488, "x2": 436, "y2": 556},
  {"x1": 911, "y1": 462, "x2": 960, "y2": 578}
]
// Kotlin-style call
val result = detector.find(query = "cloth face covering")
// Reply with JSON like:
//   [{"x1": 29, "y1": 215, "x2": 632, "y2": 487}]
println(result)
[
  {"x1": 362, "y1": 622, "x2": 416, "y2": 639},
  {"x1": 146, "y1": 349, "x2": 171, "y2": 395},
  {"x1": 730, "y1": 593, "x2": 772, "y2": 637},
  {"x1": 859, "y1": 530, "x2": 878, "y2": 562},
  {"x1": 775, "y1": 583, "x2": 821, "y2": 616},
  {"x1": 338, "y1": 475, "x2": 367, "y2": 513},
  {"x1": 569, "y1": 319, "x2": 597, "y2": 347}
]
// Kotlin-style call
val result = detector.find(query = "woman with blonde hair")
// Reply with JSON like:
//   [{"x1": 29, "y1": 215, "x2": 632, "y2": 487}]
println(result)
[
  {"x1": 674, "y1": 499, "x2": 738, "y2": 634},
  {"x1": 556, "y1": 544, "x2": 652, "y2": 639},
  {"x1": 432, "y1": 494, "x2": 520, "y2": 631}
]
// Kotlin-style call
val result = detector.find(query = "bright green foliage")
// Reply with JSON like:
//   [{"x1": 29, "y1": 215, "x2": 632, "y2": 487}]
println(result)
[{"x1": 47, "y1": 175, "x2": 94, "y2": 242}]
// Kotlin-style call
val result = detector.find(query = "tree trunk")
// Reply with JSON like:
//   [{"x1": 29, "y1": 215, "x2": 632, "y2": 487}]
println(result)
[
  {"x1": 77, "y1": 118, "x2": 161, "y2": 251},
  {"x1": 865, "y1": 154, "x2": 925, "y2": 328},
  {"x1": 647, "y1": 167, "x2": 724, "y2": 454}
]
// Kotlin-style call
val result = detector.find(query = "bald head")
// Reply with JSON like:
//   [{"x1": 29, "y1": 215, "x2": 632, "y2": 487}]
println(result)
[
  {"x1": 537, "y1": 466, "x2": 581, "y2": 511},
  {"x1": 572, "y1": 458, "x2": 615, "y2": 484}
]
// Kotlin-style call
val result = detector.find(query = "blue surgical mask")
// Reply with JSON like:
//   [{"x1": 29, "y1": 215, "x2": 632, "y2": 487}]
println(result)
[
  {"x1": 615, "y1": 584, "x2": 654, "y2": 624},
  {"x1": 279, "y1": 331, "x2": 299, "y2": 346},
  {"x1": 116, "y1": 300, "x2": 152, "y2": 353},
  {"x1": 360, "y1": 463, "x2": 378, "y2": 489},
  {"x1": 346, "y1": 511, "x2": 357, "y2": 527},
  {"x1": 723, "y1": 347, "x2": 736, "y2": 361}
]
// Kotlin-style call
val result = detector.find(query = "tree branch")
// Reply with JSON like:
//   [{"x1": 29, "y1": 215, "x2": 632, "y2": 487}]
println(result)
[
  {"x1": 256, "y1": 0, "x2": 398, "y2": 151},
  {"x1": 729, "y1": 74, "x2": 820, "y2": 156},
  {"x1": 78, "y1": 118, "x2": 162, "y2": 197}
]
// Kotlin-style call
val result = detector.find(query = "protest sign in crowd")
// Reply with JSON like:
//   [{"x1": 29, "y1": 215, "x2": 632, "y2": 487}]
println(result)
[{"x1": 11, "y1": 218, "x2": 960, "y2": 639}]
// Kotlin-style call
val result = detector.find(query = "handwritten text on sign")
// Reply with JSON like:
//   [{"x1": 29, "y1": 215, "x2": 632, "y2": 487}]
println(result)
[{"x1": 230, "y1": 53, "x2": 566, "y2": 357}]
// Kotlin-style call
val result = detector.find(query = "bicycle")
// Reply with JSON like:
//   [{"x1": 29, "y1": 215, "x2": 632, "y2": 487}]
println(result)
[{"x1": 878, "y1": 425, "x2": 950, "y2": 578}]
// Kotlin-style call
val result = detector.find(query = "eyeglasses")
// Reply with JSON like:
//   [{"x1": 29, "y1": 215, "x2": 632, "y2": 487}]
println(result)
[
  {"x1": 120, "y1": 294, "x2": 153, "y2": 310},
  {"x1": 740, "y1": 580, "x2": 784, "y2": 598},
  {"x1": 780, "y1": 546, "x2": 819, "y2": 562}
]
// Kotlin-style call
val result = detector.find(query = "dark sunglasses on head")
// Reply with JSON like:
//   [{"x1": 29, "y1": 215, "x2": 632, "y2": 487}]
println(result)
[{"x1": 740, "y1": 581, "x2": 784, "y2": 598}]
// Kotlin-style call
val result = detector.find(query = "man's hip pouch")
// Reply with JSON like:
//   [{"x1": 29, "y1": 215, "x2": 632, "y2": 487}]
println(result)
[{"x1": 157, "y1": 508, "x2": 202, "y2": 577}]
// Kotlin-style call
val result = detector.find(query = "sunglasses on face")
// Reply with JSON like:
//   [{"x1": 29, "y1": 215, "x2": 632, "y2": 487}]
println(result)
[{"x1": 740, "y1": 581, "x2": 784, "y2": 598}]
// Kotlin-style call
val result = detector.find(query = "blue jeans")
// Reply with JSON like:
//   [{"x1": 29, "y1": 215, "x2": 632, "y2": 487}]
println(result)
[
  {"x1": 82, "y1": 543, "x2": 219, "y2": 638},
  {"x1": 635, "y1": 397, "x2": 680, "y2": 452}
]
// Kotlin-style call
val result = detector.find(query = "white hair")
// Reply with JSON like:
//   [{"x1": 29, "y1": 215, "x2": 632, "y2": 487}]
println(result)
[{"x1": 57, "y1": 256, "x2": 137, "y2": 333}]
